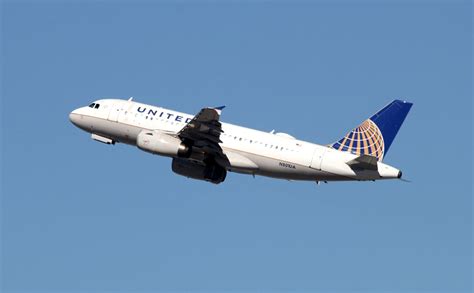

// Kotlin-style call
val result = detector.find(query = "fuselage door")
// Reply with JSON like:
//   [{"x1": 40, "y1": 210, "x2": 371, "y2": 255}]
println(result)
[
  {"x1": 310, "y1": 147, "x2": 327, "y2": 170},
  {"x1": 108, "y1": 101, "x2": 124, "y2": 122}
]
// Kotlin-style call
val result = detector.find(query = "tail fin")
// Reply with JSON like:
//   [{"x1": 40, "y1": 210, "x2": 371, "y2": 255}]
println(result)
[{"x1": 331, "y1": 100, "x2": 413, "y2": 161}]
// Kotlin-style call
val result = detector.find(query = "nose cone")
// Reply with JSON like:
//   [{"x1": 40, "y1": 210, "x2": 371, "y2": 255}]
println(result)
[
  {"x1": 69, "y1": 110, "x2": 81, "y2": 127},
  {"x1": 69, "y1": 107, "x2": 90, "y2": 132}
]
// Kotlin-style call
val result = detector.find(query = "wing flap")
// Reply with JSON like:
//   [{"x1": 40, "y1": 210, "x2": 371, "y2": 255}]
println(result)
[{"x1": 178, "y1": 107, "x2": 226, "y2": 160}]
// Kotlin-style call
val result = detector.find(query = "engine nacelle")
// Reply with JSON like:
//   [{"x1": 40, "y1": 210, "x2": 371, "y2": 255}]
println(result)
[
  {"x1": 137, "y1": 130, "x2": 191, "y2": 158},
  {"x1": 172, "y1": 158, "x2": 227, "y2": 184}
]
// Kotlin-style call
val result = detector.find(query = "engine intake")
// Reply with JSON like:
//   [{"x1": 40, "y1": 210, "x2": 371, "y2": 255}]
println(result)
[
  {"x1": 137, "y1": 130, "x2": 191, "y2": 158},
  {"x1": 172, "y1": 158, "x2": 226, "y2": 184}
]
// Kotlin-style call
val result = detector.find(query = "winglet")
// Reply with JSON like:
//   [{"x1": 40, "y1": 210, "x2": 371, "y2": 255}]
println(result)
[{"x1": 213, "y1": 105, "x2": 226, "y2": 115}]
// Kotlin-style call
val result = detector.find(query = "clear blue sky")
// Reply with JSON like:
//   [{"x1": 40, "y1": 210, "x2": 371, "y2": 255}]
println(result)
[{"x1": 1, "y1": 1, "x2": 472, "y2": 292}]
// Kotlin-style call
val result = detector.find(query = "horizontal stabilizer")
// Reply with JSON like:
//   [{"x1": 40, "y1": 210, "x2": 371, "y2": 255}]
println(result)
[{"x1": 347, "y1": 154, "x2": 378, "y2": 171}]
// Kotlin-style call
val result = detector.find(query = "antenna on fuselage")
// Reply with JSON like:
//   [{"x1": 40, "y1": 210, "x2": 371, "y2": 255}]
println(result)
[{"x1": 128, "y1": 97, "x2": 134, "y2": 101}]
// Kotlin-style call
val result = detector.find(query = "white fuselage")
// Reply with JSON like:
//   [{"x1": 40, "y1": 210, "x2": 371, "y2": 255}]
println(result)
[{"x1": 69, "y1": 99, "x2": 401, "y2": 182}]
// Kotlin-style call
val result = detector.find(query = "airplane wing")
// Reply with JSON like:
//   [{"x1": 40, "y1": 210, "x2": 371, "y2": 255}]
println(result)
[
  {"x1": 178, "y1": 106, "x2": 226, "y2": 159},
  {"x1": 346, "y1": 154, "x2": 378, "y2": 171}
]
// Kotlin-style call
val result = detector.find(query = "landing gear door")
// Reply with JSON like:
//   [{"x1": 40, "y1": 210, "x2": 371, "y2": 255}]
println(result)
[
  {"x1": 310, "y1": 147, "x2": 327, "y2": 170},
  {"x1": 108, "y1": 101, "x2": 124, "y2": 122}
]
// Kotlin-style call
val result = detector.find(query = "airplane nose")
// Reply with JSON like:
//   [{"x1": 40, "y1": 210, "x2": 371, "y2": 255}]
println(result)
[{"x1": 69, "y1": 110, "x2": 81, "y2": 127}]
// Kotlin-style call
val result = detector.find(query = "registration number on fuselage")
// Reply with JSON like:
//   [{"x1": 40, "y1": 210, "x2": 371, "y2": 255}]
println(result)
[{"x1": 279, "y1": 162, "x2": 296, "y2": 169}]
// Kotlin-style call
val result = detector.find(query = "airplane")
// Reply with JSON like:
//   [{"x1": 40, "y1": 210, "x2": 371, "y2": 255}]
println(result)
[{"x1": 69, "y1": 98, "x2": 412, "y2": 184}]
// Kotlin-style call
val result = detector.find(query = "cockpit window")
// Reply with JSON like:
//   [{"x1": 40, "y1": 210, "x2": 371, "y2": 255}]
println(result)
[
  {"x1": 89, "y1": 103, "x2": 95, "y2": 108},
  {"x1": 94, "y1": 104, "x2": 100, "y2": 109}
]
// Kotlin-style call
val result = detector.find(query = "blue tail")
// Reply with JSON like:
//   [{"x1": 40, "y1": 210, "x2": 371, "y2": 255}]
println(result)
[{"x1": 331, "y1": 100, "x2": 413, "y2": 161}]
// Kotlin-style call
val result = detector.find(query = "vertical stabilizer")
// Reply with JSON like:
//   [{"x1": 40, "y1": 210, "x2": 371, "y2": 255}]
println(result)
[{"x1": 331, "y1": 100, "x2": 413, "y2": 161}]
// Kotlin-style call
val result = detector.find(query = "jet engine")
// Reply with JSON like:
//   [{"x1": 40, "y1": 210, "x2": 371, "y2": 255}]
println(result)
[
  {"x1": 172, "y1": 158, "x2": 227, "y2": 184},
  {"x1": 137, "y1": 130, "x2": 191, "y2": 158}
]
